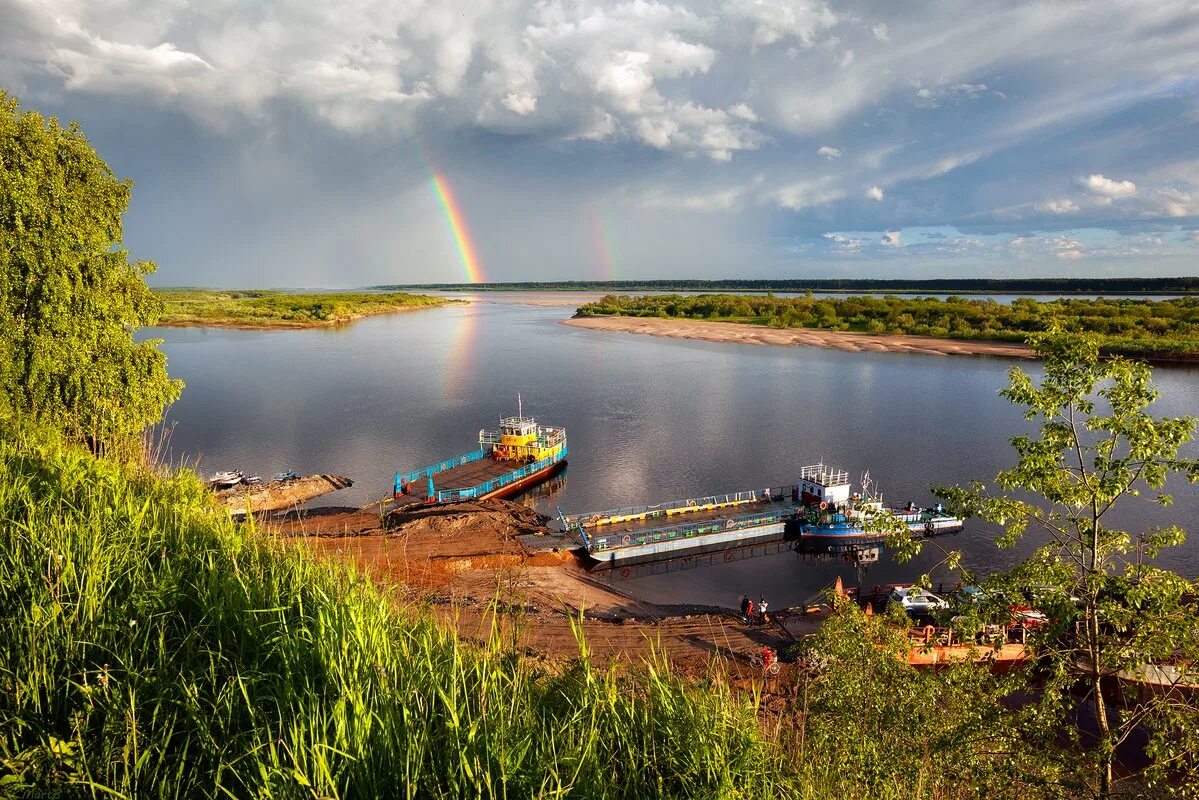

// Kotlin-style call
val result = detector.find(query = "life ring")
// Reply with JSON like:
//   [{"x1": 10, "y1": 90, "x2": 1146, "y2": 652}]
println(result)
[
  {"x1": 723, "y1": 551, "x2": 734, "y2": 562},
  {"x1": 620, "y1": 567, "x2": 631, "y2": 578},
  {"x1": 872, "y1": 584, "x2": 882, "y2": 597},
  {"x1": 621, "y1": 534, "x2": 631, "y2": 546},
  {"x1": 923, "y1": 625, "x2": 936, "y2": 643},
  {"x1": 819, "y1": 501, "x2": 828, "y2": 510},
  {"x1": 686, "y1": 499, "x2": 697, "y2": 507}
]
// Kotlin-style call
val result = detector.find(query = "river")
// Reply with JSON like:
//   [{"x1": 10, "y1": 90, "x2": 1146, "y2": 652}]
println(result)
[{"x1": 148, "y1": 293, "x2": 1199, "y2": 609}]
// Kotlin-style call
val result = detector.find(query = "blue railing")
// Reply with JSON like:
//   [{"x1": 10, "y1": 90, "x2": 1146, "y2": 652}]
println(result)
[
  {"x1": 434, "y1": 443, "x2": 567, "y2": 503},
  {"x1": 395, "y1": 448, "x2": 488, "y2": 496}
]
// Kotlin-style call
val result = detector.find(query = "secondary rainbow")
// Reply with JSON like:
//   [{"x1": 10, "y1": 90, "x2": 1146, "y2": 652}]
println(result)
[
  {"x1": 430, "y1": 174, "x2": 484, "y2": 284},
  {"x1": 588, "y1": 204, "x2": 619, "y2": 281}
]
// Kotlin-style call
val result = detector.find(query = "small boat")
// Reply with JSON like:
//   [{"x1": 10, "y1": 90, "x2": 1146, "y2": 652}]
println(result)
[
  {"x1": 795, "y1": 467, "x2": 964, "y2": 541},
  {"x1": 243, "y1": 475, "x2": 262, "y2": 485},
  {"x1": 209, "y1": 470, "x2": 244, "y2": 487},
  {"x1": 273, "y1": 470, "x2": 299, "y2": 482}
]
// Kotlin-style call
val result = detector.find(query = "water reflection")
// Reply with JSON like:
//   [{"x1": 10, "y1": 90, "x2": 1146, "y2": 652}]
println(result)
[{"x1": 148, "y1": 295, "x2": 1199, "y2": 606}]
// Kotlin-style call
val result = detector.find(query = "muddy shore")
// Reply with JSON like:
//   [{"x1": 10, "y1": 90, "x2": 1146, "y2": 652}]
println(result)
[
  {"x1": 268, "y1": 499, "x2": 818, "y2": 674},
  {"x1": 563, "y1": 315, "x2": 1037, "y2": 359}
]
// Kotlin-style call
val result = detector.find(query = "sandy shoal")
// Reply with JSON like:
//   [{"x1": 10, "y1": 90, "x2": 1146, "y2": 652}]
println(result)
[{"x1": 563, "y1": 316, "x2": 1036, "y2": 359}]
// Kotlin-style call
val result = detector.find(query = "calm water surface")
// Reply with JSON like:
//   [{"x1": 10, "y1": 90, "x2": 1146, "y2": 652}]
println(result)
[{"x1": 149, "y1": 294, "x2": 1199, "y2": 608}]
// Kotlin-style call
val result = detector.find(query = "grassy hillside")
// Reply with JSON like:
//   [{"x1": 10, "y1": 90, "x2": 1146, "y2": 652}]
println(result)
[
  {"x1": 576, "y1": 294, "x2": 1199, "y2": 359},
  {"x1": 154, "y1": 289, "x2": 451, "y2": 328},
  {"x1": 0, "y1": 425, "x2": 794, "y2": 797}
]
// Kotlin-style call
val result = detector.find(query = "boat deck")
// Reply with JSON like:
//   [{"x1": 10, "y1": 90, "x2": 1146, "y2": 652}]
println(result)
[
  {"x1": 402, "y1": 457, "x2": 525, "y2": 501},
  {"x1": 581, "y1": 497, "x2": 797, "y2": 536}
]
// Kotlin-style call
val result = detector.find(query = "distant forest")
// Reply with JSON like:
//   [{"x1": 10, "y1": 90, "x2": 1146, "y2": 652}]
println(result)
[{"x1": 370, "y1": 277, "x2": 1199, "y2": 294}]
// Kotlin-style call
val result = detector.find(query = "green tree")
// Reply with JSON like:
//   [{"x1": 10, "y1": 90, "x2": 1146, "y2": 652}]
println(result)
[
  {"x1": 938, "y1": 331, "x2": 1199, "y2": 798},
  {"x1": 799, "y1": 598, "x2": 1060, "y2": 798},
  {"x1": 0, "y1": 92, "x2": 181, "y2": 454}
]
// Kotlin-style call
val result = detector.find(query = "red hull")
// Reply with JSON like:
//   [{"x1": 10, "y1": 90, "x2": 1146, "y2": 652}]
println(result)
[{"x1": 479, "y1": 460, "x2": 566, "y2": 500}]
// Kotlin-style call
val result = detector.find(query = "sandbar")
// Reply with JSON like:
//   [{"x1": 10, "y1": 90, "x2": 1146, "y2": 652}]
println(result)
[{"x1": 563, "y1": 315, "x2": 1037, "y2": 359}]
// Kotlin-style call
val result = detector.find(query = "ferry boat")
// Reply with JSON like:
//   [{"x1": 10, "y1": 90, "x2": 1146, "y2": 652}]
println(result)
[
  {"x1": 394, "y1": 401, "x2": 567, "y2": 504},
  {"x1": 793, "y1": 465, "x2": 963, "y2": 542},
  {"x1": 567, "y1": 463, "x2": 961, "y2": 565}
]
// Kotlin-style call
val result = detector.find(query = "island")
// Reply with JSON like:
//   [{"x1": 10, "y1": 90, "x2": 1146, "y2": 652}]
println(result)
[{"x1": 153, "y1": 289, "x2": 454, "y2": 328}]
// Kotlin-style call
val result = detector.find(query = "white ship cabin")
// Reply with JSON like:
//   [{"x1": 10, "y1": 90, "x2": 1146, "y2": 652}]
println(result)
[{"x1": 797, "y1": 464, "x2": 852, "y2": 508}]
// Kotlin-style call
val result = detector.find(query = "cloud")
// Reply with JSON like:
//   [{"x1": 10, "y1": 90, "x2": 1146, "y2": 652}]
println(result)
[
  {"x1": 3, "y1": 0, "x2": 1199, "y2": 282},
  {"x1": 1078, "y1": 174, "x2": 1137, "y2": 199},
  {"x1": 880, "y1": 230, "x2": 902, "y2": 247},
  {"x1": 771, "y1": 178, "x2": 846, "y2": 210},
  {"x1": 725, "y1": 0, "x2": 839, "y2": 48},
  {"x1": 1034, "y1": 198, "x2": 1079, "y2": 215}
]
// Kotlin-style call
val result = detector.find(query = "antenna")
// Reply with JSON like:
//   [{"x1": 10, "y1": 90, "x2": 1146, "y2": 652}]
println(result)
[{"x1": 518, "y1": 392, "x2": 523, "y2": 420}]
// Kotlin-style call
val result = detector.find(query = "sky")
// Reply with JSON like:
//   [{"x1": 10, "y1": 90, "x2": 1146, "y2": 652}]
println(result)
[{"x1": 2, "y1": 0, "x2": 1198, "y2": 287}]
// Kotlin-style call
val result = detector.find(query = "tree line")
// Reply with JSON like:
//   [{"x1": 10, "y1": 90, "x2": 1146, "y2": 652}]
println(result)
[
  {"x1": 374, "y1": 277, "x2": 1199, "y2": 293},
  {"x1": 577, "y1": 293, "x2": 1199, "y2": 357}
]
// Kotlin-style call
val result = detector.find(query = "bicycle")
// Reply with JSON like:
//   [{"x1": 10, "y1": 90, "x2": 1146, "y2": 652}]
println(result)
[{"x1": 747, "y1": 649, "x2": 780, "y2": 675}]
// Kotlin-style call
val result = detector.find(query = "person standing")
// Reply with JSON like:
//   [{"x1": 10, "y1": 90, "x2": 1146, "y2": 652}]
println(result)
[
  {"x1": 758, "y1": 597, "x2": 770, "y2": 624},
  {"x1": 739, "y1": 594, "x2": 751, "y2": 618},
  {"x1": 745, "y1": 596, "x2": 755, "y2": 624}
]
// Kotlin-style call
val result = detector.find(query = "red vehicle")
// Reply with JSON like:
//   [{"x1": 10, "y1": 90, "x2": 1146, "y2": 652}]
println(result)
[{"x1": 1008, "y1": 605, "x2": 1048, "y2": 631}]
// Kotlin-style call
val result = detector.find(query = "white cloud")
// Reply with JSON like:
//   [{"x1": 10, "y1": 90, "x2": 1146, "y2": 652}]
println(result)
[
  {"x1": 824, "y1": 232, "x2": 863, "y2": 253},
  {"x1": 725, "y1": 0, "x2": 838, "y2": 48},
  {"x1": 771, "y1": 178, "x2": 846, "y2": 210},
  {"x1": 1149, "y1": 188, "x2": 1196, "y2": 217},
  {"x1": 880, "y1": 230, "x2": 902, "y2": 247},
  {"x1": 1078, "y1": 173, "x2": 1137, "y2": 198},
  {"x1": 728, "y1": 103, "x2": 758, "y2": 122},
  {"x1": 866, "y1": 185, "x2": 885, "y2": 201},
  {"x1": 817, "y1": 145, "x2": 841, "y2": 159},
  {"x1": 1034, "y1": 198, "x2": 1080, "y2": 214},
  {"x1": 871, "y1": 22, "x2": 889, "y2": 42}
]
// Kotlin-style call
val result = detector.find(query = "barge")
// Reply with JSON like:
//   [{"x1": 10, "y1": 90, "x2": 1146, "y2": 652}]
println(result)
[
  {"x1": 564, "y1": 488, "x2": 799, "y2": 565},
  {"x1": 395, "y1": 404, "x2": 566, "y2": 504},
  {"x1": 566, "y1": 463, "x2": 961, "y2": 564}
]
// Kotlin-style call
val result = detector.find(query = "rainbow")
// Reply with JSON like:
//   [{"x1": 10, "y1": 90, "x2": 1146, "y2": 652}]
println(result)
[
  {"x1": 588, "y1": 204, "x2": 618, "y2": 281},
  {"x1": 430, "y1": 174, "x2": 484, "y2": 284}
]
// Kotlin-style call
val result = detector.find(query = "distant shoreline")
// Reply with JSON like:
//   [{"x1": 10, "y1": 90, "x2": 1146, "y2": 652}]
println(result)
[
  {"x1": 563, "y1": 316, "x2": 1039, "y2": 359},
  {"x1": 371, "y1": 277, "x2": 1199, "y2": 295}
]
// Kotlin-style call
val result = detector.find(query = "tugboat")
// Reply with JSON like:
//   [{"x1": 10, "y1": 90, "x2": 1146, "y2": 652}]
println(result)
[
  {"x1": 794, "y1": 465, "x2": 963, "y2": 542},
  {"x1": 395, "y1": 398, "x2": 567, "y2": 504}
]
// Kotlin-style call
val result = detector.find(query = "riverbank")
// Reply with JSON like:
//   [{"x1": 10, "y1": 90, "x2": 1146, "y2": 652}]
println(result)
[
  {"x1": 271, "y1": 499, "x2": 814, "y2": 673},
  {"x1": 154, "y1": 289, "x2": 454, "y2": 328},
  {"x1": 564, "y1": 315, "x2": 1038, "y2": 359}
]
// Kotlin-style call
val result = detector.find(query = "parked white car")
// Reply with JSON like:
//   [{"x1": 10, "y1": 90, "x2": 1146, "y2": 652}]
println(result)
[{"x1": 889, "y1": 586, "x2": 950, "y2": 615}]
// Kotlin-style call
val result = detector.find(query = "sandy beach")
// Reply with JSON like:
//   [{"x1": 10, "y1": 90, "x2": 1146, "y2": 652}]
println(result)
[{"x1": 563, "y1": 315, "x2": 1037, "y2": 359}]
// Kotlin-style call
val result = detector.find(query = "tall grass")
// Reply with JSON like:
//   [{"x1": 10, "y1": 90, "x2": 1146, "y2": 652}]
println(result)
[{"x1": 0, "y1": 426, "x2": 799, "y2": 797}]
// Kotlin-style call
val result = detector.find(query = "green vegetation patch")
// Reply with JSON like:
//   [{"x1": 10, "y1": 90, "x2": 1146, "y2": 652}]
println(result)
[
  {"x1": 577, "y1": 293, "x2": 1199, "y2": 358},
  {"x1": 155, "y1": 289, "x2": 451, "y2": 327},
  {"x1": 0, "y1": 425, "x2": 792, "y2": 797}
]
